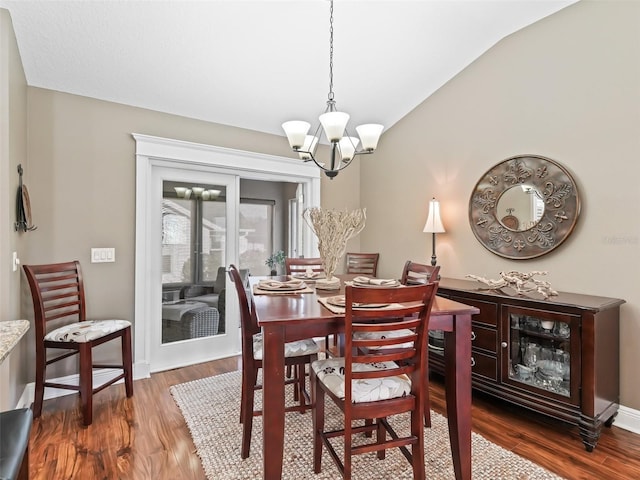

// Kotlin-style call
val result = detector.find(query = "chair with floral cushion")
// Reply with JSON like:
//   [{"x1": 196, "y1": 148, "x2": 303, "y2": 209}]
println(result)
[
  {"x1": 23, "y1": 261, "x2": 133, "y2": 426},
  {"x1": 311, "y1": 282, "x2": 438, "y2": 480},
  {"x1": 228, "y1": 264, "x2": 320, "y2": 459}
]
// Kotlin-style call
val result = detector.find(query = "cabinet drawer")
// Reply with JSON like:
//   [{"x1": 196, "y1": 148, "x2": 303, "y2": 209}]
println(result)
[
  {"x1": 449, "y1": 295, "x2": 498, "y2": 326},
  {"x1": 472, "y1": 324, "x2": 497, "y2": 354},
  {"x1": 472, "y1": 351, "x2": 497, "y2": 381}
]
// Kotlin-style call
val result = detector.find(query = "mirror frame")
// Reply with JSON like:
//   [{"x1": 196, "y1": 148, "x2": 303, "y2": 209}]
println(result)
[{"x1": 469, "y1": 154, "x2": 580, "y2": 260}]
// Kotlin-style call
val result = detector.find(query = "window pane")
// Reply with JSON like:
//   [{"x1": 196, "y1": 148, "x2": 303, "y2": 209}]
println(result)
[
  {"x1": 201, "y1": 200, "x2": 226, "y2": 282},
  {"x1": 162, "y1": 198, "x2": 192, "y2": 284},
  {"x1": 239, "y1": 202, "x2": 273, "y2": 276}
]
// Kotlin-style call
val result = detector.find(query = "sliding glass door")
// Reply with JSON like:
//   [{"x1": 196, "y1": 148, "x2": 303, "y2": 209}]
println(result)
[{"x1": 152, "y1": 166, "x2": 239, "y2": 371}]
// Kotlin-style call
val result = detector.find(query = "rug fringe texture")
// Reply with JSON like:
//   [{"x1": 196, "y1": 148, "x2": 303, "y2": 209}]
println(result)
[{"x1": 170, "y1": 370, "x2": 565, "y2": 480}]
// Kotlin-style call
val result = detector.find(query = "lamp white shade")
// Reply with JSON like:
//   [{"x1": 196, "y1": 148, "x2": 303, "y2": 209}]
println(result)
[
  {"x1": 319, "y1": 111, "x2": 350, "y2": 142},
  {"x1": 338, "y1": 136, "x2": 360, "y2": 162},
  {"x1": 191, "y1": 187, "x2": 205, "y2": 196},
  {"x1": 298, "y1": 135, "x2": 319, "y2": 160},
  {"x1": 282, "y1": 121, "x2": 311, "y2": 149},
  {"x1": 174, "y1": 187, "x2": 187, "y2": 198},
  {"x1": 208, "y1": 189, "x2": 221, "y2": 199},
  {"x1": 356, "y1": 124, "x2": 384, "y2": 151},
  {"x1": 423, "y1": 198, "x2": 445, "y2": 233}
]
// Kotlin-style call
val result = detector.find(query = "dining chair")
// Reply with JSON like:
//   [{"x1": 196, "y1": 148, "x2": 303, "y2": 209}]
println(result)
[
  {"x1": 284, "y1": 257, "x2": 325, "y2": 276},
  {"x1": 228, "y1": 264, "x2": 320, "y2": 459},
  {"x1": 345, "y1": 252, "x2": 379, "y2": 277},
  {"x1": 284, "y1": 257, "x2": 335, "y2": 357},
  {"x1": 400, "y1": 260, "x2": 440, "y2": 427},
  {"x1": 401, "y1": 260, "x2": 440, "y2": 285},
  {"x1": 22, "y1": 260, "x2": 133, "y2": 426},
  {"x1": 311, "y1": 282, "x2": 439, "y2": 480}
]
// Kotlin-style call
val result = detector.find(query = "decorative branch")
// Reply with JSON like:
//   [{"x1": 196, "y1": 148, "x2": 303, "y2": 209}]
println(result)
[
  {"x1": 466, "y1": 270, "x2": 558, "y2": 299},
  {"x1": 303, "y1": 207, "x2": 366, "y2": 280}
]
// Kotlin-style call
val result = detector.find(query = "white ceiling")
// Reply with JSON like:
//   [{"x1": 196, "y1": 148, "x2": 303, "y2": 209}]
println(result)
[{"x1": 1, "y1": 0, "x2": 577, "y2": 138}]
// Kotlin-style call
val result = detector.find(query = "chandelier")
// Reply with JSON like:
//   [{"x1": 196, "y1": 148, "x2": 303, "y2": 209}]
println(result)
[{"x1": 282, "y1": 0, "x2": 383, "y2": 179}]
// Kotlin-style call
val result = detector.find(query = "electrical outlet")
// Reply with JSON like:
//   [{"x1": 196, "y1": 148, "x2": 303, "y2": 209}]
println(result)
[{"x1": 91, "y1": 247, "x2": 115, "y2": 263}]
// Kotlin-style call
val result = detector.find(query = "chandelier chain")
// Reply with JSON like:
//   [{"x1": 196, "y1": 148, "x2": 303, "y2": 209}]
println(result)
[{"x1": 328, "y1": 0, "x2": 334, "y2": 102}]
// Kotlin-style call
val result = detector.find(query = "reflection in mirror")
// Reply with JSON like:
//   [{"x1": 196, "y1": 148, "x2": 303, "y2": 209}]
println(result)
[
  {"x1": 468, "y1": 155, "x2": 580, "y2": 260},
  {"x1": 497, "y1": 185, "x2": 545, "y2": 232}
]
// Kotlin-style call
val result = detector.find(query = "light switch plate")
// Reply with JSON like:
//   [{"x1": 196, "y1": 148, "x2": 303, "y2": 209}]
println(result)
[{"x1": 91, "y1": 247, "x2": 115, "y2": 263}]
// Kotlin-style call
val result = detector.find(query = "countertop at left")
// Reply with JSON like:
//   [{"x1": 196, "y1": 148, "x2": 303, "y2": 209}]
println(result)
[{"x1": 0, "y1": 320, "x2": 30, "y2": 364}]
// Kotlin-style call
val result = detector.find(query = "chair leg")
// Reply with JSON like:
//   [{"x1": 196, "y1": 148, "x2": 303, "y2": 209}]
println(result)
[
  {"x1": 376, "y1": 418, "x2": 386, "y2": 460},
  {"x1": 293, "y1": 364, "x2": 300, "y2": 403},
  {"x1": 79, "y1": 343, "x2": 93, "y2": 426},
  {"x1": 241, "y1": 367, "x2": 257, "y2": 459},
  {"x1": 122, "y1": 327, "x2": 134, "y2": 397},
  {"x1": 411, "y1": 402, "x2": 426, "y2": 480},
  {"x1": 296, "y1": 364, "x2": 306, "y2": 412},
  {"x1": 344, "y1": 414, "x2": 352, "y2": 480},
  {"x1": 424, "y1": 357, "x2": 431, "y2": 428},
  {"x1": 311, "y1": 367, "x2": 324, "y2": 474},
  {"x1": 33, "y1": 351, "x2": 46, "y2": 418},
  {"x1": 286, "y1": 364, "x2": 292, "y2": 378}
]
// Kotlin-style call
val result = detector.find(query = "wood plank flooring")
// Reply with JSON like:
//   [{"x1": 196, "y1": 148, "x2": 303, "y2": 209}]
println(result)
[{"x1": 27, "y1": 355, "x2": 640, "y2": 479}]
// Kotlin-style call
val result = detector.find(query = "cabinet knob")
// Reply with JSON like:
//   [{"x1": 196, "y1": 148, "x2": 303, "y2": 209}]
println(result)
[
  {"x1": 471, "y1": 357, "x2": 476, "y2": 367},
  {"x1": 471, "y1": 331, "x2": 476, "y2": 341},
  {"x1": 501, "y1": 342, "x2": 508, "y2": 348}
]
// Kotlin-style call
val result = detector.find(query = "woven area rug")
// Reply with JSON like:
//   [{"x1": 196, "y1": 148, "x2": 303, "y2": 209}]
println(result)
[{"x1": 170, "y1": 371, "x2": 564, "y2": 480}]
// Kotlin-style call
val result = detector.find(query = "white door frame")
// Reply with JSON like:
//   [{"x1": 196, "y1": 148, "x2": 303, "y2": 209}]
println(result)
[{"x1": 133, "y1": 134, "x2": 321, "y2": 376}]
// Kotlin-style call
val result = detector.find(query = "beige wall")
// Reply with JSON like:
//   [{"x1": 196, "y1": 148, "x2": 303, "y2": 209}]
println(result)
[
  {"x1": 361, "y1": 0, "x2": 640, "y2": 409},
  {"x1": 0, "y1": 8, "x2": 29, "y2": 409},
  {"x1": 22, "y1": 87, "x2": 359, "y2": 380}
]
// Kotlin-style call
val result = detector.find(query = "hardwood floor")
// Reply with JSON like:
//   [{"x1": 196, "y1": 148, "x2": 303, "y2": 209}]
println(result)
[{"x1": 28, "y1": 355, "x2": 640, "y2": 479}]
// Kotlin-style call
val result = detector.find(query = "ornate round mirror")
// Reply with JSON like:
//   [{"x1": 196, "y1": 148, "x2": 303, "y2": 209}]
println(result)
[{"x1": 469, "y1": 154, "x2": 580, "y2": 259}]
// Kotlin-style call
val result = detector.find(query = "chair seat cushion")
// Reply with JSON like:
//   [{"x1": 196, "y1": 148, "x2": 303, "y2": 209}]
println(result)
[
  {"x1": 253, "y1": 333, "x2": 320, "y2": 360},
  {"x1": 45, "y1": 319, "x2": 131, "y2": 343},
  {"x1": 353, "y1": 328, "x2": 415, "y2": 349},
  {"x1": 312, "y1": 357, "x2": 411, "y2": 403}
]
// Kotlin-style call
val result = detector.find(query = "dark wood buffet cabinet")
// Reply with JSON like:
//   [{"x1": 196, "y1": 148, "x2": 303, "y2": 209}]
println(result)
[{"x1": 429, "y1": 277, "x2": 625, "y2": 451}]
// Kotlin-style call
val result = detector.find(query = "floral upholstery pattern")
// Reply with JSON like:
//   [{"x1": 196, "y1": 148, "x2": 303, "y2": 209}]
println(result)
[
  {"x1": 253, "y1": 333, "x2": 320, "y2": 360},
  {"x1": 312, "y1": 357, "x2": 411, "y2": 403},
  {"x1": 45, "y1": 320, "x2": 131, "y2": 343},
  {"x1": 353, "y1": 328, "x2": 415, "y2": 349}
]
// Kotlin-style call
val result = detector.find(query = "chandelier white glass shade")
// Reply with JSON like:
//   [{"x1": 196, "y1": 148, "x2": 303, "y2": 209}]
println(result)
[
  {"x1": 174, "y1": 187, "x2": 221, "y2": 201},
  {"x1": 282, "y1": 0, "x2": 383, "y2": 179}
]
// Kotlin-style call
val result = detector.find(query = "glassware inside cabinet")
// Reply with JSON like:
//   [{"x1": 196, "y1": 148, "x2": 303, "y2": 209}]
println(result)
[{"x1": 508, "y1": 313, "x2": 570, "y2": 397}]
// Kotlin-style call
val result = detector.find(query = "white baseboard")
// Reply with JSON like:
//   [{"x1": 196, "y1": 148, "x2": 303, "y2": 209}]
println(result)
[
  {"x1": 615, "y1": 405, "x2": 640, "y2": 435},
  {"x1": 16, "y1": 361, "x2": 150, "y2": 409}
]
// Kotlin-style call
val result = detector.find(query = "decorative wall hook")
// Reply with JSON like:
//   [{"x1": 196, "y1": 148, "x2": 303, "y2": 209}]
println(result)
[{"x1": 15, "y1": 164, "x2": 37, "y2": 232}]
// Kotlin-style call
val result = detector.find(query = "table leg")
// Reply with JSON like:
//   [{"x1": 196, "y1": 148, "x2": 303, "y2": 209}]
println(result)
[
  {"x1": 444, "y1": 313, "x2": 472, "y2": 480},
  {"x1": 262, "y1": 325, "x2": 286, "y2": 480}
]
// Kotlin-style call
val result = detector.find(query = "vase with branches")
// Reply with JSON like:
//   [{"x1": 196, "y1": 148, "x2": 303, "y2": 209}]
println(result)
[{"x1": 303, "y1": 207, "x2": 366, "y2": 288}]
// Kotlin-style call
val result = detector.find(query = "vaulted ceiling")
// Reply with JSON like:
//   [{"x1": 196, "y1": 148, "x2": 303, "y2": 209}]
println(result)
[{"x1": 1, "y1": 0, "x2": 577, "y2": 137}]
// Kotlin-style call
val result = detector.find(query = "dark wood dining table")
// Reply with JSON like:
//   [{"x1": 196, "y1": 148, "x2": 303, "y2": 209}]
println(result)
[{"x1": 250, "y1": 274, "x2": 479, "y2": 480}]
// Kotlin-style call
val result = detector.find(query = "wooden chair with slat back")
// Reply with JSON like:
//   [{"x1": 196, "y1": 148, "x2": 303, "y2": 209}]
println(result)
[
  {"x1": 401, "y1": 260, "x2": 440, "y2": 285},
  {"x1": 22, "y1": 261, "x2": 133, "y2": 426},
  {"x1": 400, "y1": 260, "x2": 440, "y2": 427},
  {"x1": 311, "y1": 282, "x2": 439, "y2": 480},
  {"x1": 284, "y1": 257, "x2": 334, "y2": 356},
  {"x1": 284, "y1": 257, "x2": 325, "y2": 276},
  {"x1": 345, "y1": 252, "x2": 379, "y2": 277},
  {"x1": 228, "y1": 264, "x2": 320, "y2": 459}
]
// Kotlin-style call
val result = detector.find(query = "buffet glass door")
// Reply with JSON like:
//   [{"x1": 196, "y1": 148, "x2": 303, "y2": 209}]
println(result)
[{"x1": 502, "y1": 305, "x2": 580, "y2": 405}]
